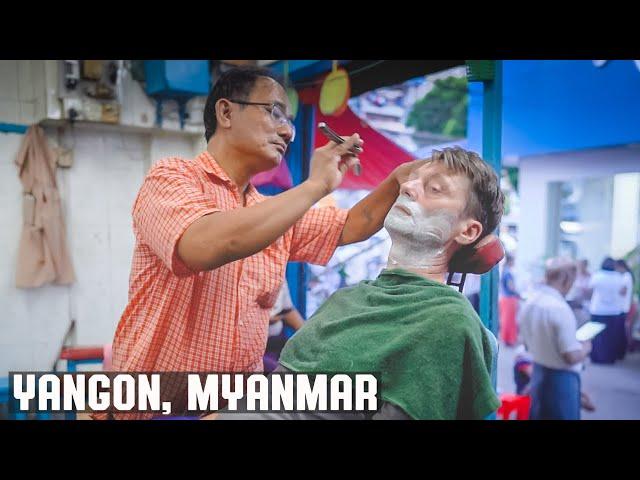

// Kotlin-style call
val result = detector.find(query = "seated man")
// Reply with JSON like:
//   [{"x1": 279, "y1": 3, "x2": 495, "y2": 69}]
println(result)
[{"x1": 215, "y1": 146, "x2": 504, "y2": 420}]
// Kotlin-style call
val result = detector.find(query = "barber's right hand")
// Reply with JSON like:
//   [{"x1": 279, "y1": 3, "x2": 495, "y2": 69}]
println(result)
[
  {"x1": 307, "y1": 134, "x2": 363, "y2": 196},
  {"x1": 582, "y1": 340, "x2": 592, "y2": 355}
]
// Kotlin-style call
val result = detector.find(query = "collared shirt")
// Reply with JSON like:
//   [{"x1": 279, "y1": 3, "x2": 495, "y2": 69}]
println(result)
[
  {"x1": 589, "y1": 270, "x2": 626, "y2": 316},
  {"x1": 106, "y1": 151, "x2": 347, "y2": 418},
  {"x1": 519, "y1": 284, "x2": 583, "y2": 373}
]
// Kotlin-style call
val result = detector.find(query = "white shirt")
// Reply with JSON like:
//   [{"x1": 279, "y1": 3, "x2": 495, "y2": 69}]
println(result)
[
  {"x1": 620, "y1": 271, "x2": 633, "y2": 314},
  {"x1": 566, "y1": 272, "x2": 591, "y2": 305},
  {"x1": 519, "y1": 284, "x2": 583, "y2": 373},
  {"x1": 589, "y1": 270, "x2": 626, "y2": 316},
  {"x1": 462, "y1": 273, "x2": 481, "y2": 296}
]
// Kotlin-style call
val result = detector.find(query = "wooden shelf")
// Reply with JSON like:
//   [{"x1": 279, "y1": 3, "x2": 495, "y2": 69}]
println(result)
[{"x1": 39, "y1": 118, "x2": 204, "y2": 138}]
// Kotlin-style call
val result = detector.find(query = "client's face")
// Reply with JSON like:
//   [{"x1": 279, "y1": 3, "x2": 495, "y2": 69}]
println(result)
[{"x1": 384, "y1": 162, "x2": 472, "y2": 250}]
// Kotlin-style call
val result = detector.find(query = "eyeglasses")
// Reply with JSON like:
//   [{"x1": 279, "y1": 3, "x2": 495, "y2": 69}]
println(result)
[{"x1": 227, "y1": 100, "x2": 296, "y2": 143}]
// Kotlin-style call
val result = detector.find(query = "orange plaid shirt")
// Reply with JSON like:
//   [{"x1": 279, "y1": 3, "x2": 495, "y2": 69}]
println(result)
[{"x1": 103, "y1": 151, "x2": 347, "y2": 418}]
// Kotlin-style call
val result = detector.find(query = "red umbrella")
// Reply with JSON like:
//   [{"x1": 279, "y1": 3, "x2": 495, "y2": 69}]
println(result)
[{"x1": 314, "y1": 106, "x2": 416, "y2": 190}]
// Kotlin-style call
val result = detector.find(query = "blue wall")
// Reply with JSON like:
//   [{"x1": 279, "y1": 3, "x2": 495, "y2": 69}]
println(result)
[{"x1": 467, "y1": 60, "x2": 640, "y2": 157}]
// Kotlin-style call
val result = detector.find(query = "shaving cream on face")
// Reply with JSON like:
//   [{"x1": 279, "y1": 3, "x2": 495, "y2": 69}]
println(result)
[{"x1": 383, "y1": 195, "x2": 458, "y2": 269}]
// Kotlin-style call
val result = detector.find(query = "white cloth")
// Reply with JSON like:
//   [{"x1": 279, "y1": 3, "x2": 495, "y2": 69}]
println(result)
[
  {"x1": 519, "y1": 284, "x2": 583, "y2": 373},
  {"x1": 15, "y1": 125, "x2": 76, "y2": 287},
  {"x1": 589, "y1": 270, "x2": 626, "y2": 316},
  {"x1": 620, "y1": 271, "x2": 633, "y2": 314},
  {"x1": 268, "y1": 281, "x2": 294, "y2": 337}
]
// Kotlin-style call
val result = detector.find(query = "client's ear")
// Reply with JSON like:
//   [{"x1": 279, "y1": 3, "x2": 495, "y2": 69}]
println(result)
[{"x1": 455, "y1": 219, "x2": 483, "y2": 246}]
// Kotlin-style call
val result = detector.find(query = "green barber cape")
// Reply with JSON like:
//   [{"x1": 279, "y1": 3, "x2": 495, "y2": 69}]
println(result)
[{"x1": 279, "y1": 268, "x2": 500, "y2": 420}]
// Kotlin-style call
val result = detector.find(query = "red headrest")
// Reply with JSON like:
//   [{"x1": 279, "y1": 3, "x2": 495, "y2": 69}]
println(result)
[{"x1": 448, "y1": 234, "x2": 505, "y2": 274}]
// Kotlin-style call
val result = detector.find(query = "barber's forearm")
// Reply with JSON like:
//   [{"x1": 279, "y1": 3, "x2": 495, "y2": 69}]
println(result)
[
  {"x1": 178, "y1": 180, "x2": 327, "y2": 271},
  {"x1": 284, "y1": 310, "x2": 305, "y2": 330},
  {"x1": 339, "y1": 174, "x2": 400, "y2": 245}
]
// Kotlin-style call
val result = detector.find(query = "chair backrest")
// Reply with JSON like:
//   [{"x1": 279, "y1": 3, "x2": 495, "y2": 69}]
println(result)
[
  {"x1": 447, "y1": 234, "x2": 505, "y2": 293},
  {"x1": 449, "y1": 234, "x2": 505, "y2": 275}
]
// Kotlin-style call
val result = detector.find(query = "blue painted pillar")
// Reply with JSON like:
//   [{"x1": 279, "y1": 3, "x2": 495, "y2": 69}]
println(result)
[{"x1": 478, "y1": 61, "x2": 503, "y2": 337}]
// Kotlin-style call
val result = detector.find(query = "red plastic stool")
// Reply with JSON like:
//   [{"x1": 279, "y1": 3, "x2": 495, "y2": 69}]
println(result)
[
  {"x1": 60, "y1": 346, "x2": 105, "y2": 372},
  {"x1": 497, "y1": 394, "x2": 531, "y2": 420},
  {"x1": 59, "y1": 345, "x2": 106, "y2": 420}
]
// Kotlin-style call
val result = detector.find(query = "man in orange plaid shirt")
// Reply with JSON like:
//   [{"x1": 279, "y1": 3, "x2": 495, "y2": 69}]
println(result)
[{"x1": 99, "y1": 65, "x2": 424, "y2": 419}]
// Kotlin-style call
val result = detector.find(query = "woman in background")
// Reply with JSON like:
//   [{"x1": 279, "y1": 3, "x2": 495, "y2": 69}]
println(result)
[
  {"x1": 499, "y1": 253, "x2": 521, "y2": 346},
  {"x1": 615, "y1": 259, "x2": 635, "y2": 359},
  {"x1": 589, "y1": 257, "x2": 627, "y2": 364}
]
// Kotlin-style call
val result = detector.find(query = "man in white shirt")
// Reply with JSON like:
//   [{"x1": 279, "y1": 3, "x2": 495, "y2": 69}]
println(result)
[{"x1": 519, "y1": 257, "x2": 591, "y2": 420}]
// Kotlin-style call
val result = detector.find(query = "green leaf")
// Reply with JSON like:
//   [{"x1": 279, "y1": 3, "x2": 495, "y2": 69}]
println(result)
[{"x1": 406, "y1": 76, "x2": 468, "y2": 137}]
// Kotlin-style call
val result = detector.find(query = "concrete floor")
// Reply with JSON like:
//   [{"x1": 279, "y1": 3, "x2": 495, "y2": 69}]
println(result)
[{"x1": 497, "y1": 342, "x2": 640, "y2": 420}]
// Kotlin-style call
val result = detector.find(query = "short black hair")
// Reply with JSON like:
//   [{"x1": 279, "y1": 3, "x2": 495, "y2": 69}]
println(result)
[
  {"x1": 203, "y1": 65, "x2": 285, "y2": 142},
  {"x1": 601, "y1": 257, "x2": 616, "y2": 271}
]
